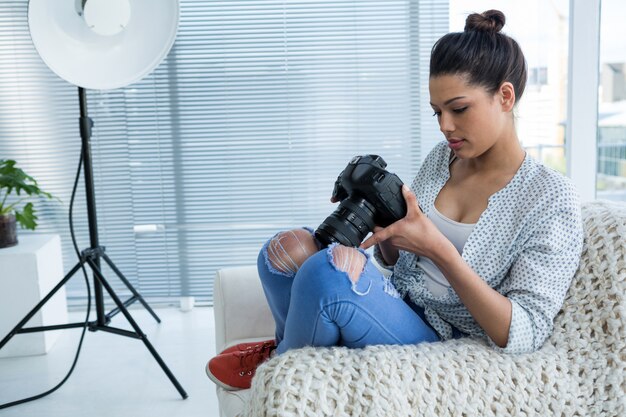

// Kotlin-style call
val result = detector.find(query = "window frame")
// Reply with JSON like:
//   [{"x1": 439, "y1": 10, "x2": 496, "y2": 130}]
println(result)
[{"x1": 566, "y1": 0, "x2": 601, "y2": 201}]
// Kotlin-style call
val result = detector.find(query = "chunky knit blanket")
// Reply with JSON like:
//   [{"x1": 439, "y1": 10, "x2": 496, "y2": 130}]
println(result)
[{"x1": 243, "y1": 201, "x2": 626, "y2": 417}]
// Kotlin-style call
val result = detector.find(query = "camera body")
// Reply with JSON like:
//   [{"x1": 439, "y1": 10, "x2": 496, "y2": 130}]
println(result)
[{"x1": 314, "y1": 155, "x2": 407, "y2": 247}]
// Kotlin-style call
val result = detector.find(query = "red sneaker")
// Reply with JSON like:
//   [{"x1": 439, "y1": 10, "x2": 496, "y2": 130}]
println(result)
[
  {"x1": 206, "y1": 343, "x2": 275, "y2": 390},
  {"x1": 219, "y1": 339, "x2": 275, "y2": 355}
]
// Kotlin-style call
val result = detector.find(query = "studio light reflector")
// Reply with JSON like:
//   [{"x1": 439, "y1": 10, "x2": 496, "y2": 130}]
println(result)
[{"x1": 28, "y1": 0, "x2": 179, "y2": 90}]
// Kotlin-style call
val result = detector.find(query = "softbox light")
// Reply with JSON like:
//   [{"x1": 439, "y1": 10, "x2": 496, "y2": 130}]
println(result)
[{"x1": 28, "y1": 0, "x2": 179, "y2": 90}]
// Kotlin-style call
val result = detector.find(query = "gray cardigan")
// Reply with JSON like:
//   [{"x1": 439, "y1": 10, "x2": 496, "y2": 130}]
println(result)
[{"x1": 381, "y1": 141, "x2": 584, "y2": 354}]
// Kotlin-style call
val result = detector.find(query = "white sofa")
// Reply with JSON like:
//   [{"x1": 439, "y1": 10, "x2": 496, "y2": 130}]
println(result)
[{"x1": 212, "y1": 201, "x2": 626, "y2": 417}]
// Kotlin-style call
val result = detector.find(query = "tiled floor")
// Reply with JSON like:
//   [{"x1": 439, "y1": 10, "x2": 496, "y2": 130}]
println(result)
[{"x1": 0, "y1": 307, "x2": 220, "y2": 417}]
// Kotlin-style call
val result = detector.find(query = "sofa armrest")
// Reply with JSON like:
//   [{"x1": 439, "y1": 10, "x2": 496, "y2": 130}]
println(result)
[
  {"x1": 213, "y1": 266, "x2": 275, "y2": 352},
  {"x1": 245, "y1": 340, "x2": 583, "y2": 416}
]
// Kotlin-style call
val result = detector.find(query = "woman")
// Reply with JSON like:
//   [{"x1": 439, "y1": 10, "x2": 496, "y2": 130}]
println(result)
[{"x1": 206, "y1": 9, "x2": 584, "y2": 391}]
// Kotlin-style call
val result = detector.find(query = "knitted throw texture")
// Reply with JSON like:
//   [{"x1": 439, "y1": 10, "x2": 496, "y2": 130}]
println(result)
[{"x1": 243, "y1": 201, "x2": 626, "y2": 417}]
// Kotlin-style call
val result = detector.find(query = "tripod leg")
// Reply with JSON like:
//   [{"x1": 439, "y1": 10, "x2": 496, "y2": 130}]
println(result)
[
  {"x1": 99, "y1": 252, "x2": 161, "y2": 323},
  {"x1": 85, "y1": 257, "x2": 188, "y2": 399},
  {"x1": 0, "y1": 261, "x2": 84, "y2": 350}
]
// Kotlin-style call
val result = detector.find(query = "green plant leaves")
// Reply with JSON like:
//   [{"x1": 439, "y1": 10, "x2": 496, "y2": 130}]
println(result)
[
  {"x1": 0, "y1": 159, "x2": 55, "y2": 230},
  {"x1": 0, "y1": 159, "x2": 51, "y2": 199},
  {"x1": 14, "y1": 202, "x2": 37, "y2": 230}
]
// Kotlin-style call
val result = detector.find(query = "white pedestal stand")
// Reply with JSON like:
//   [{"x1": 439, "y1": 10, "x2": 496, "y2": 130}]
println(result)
[{"x1": 0, "y1": 234, "x2": 68, "y2": 357}]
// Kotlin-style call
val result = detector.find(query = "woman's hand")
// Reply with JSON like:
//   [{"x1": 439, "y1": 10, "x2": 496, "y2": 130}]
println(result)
[{"x1": 360, "y1": 185, "x2": 454, "y2": 262}]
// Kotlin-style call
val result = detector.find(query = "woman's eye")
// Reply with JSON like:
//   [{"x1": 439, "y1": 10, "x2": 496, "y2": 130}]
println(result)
[
  {"x1": 432, "y1": 111, "x2": 441, "y2": 117},
  {"x1": 453, "y1": 107, "x2": 468, "y2": 114}
]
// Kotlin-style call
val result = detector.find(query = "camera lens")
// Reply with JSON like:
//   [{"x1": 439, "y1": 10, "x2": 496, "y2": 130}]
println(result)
[{"x1": 314, "y1": 196, "x2": 377, "y2": 247}]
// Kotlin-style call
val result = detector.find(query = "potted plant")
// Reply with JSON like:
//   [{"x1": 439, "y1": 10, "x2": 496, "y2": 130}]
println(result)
[{"x1": 0, "y1": 159, "x2": 55, "y2": 248}]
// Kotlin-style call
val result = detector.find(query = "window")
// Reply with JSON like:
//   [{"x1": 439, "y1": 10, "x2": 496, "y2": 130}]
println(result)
[
  {"x1": 528, "y1": 67, "x2": 549, "y2": 87},
  {"x1": 0, "y1": 0, "x2": 448, "y2": 306},
  {"x1": 598, "y1": 0, "x2": 626, "y2": 202}
]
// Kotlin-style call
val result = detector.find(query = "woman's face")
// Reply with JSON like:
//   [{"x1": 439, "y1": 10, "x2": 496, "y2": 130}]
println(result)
[{"x1": 429, "y1": 74, "x2": 513, "y2": 159}]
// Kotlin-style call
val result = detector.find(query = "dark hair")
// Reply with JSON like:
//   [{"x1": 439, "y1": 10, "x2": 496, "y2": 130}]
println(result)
[{"x1": 430, "y1": 10, "x2": 527, "y2": 104}]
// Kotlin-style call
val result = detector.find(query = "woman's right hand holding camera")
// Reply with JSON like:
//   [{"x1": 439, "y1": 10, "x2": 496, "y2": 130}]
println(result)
[{"x1": 361, "y1": 186, "x2": 454, "y2": 264}]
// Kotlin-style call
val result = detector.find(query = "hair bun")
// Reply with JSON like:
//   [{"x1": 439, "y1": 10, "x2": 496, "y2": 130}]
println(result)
[{"x1": 464, "y1": 9, "x2": 505, "y2": 34}]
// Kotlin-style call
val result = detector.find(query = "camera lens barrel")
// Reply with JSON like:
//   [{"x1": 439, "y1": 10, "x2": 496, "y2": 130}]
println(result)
[{"x1": 314, "y1": 196, "x2": 376, "y2": 247}]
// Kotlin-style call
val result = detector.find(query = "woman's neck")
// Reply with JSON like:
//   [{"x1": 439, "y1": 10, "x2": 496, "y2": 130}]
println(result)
[{"x1": 463, "y1": 135, "x2": 525, "y2": 176}]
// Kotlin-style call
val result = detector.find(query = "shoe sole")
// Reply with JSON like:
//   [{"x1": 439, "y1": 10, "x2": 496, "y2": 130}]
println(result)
[
  {"x1": 220, "y1": 340, "x2": 275, "y2": 355},
  {"x1": 205, "y1": 364, "x2": 249, "y2": 391}
]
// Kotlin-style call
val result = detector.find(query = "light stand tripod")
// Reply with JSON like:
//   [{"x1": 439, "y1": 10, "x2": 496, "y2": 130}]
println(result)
[{"x1": 0, "y1": 87, "x2": 188, "y2": 400}]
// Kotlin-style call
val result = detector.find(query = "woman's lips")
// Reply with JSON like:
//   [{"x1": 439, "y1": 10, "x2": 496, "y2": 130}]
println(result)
[{"x1": 447, "y1": 138, "x2": 464, "y2": 150}]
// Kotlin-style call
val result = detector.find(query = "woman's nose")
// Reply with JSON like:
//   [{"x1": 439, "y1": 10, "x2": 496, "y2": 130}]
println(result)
[{"x1": 438, "y1": 112, "x2": 454, "y2": 134}]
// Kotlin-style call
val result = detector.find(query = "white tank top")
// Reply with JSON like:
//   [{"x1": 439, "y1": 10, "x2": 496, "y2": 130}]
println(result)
[{"x1": 416, "y1": 204, "x2": 476, "y2": 297}]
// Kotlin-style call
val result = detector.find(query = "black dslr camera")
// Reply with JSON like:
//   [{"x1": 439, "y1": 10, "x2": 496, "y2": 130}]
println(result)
[{"x1": 314, "y1": 155, "x2": 407, "y2": 247}]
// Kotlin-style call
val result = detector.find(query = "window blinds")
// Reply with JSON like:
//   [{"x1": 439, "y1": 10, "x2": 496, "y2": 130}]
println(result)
[{"x1": 0, "y1": 0, "x2": 447, "y2": 306}]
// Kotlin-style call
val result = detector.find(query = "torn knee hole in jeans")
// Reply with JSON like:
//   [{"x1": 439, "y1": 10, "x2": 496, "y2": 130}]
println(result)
[
  {"x1": 267, "y1": 229, "x2": 317, "y2": 275},
  {"x1": 330, "y1": 245, "x2": 371, "y2": 295}
]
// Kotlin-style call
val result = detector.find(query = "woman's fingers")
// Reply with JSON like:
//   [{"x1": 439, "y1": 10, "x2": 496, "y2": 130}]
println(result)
[
  {"x1": 360, "y1": 225, "x2": 393, "y2": 250},
  {"x1": 359, "y1": 234, "x2": 377, "y2": 250},
  {"x1": 360, "y1": 226, "x2": 385, "y2": 249},
  {"x1": 402, "y1": 185, "x2": 422, "y2": 215}
]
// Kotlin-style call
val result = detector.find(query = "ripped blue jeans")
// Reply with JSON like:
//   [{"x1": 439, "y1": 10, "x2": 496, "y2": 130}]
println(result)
[{"x1": 257, "y1": 229, "x2": 440, "y2": 355}]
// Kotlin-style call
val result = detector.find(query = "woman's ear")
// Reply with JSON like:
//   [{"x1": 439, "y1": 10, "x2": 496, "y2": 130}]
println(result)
[{"x1": 498, "y1": 82, "x2": 516, "y2": 112}]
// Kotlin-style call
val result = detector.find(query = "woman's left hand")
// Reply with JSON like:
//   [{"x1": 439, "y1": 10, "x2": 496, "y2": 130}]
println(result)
[{"x1": 360, "y1": 185, "x2": 454, "y2": 261}]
